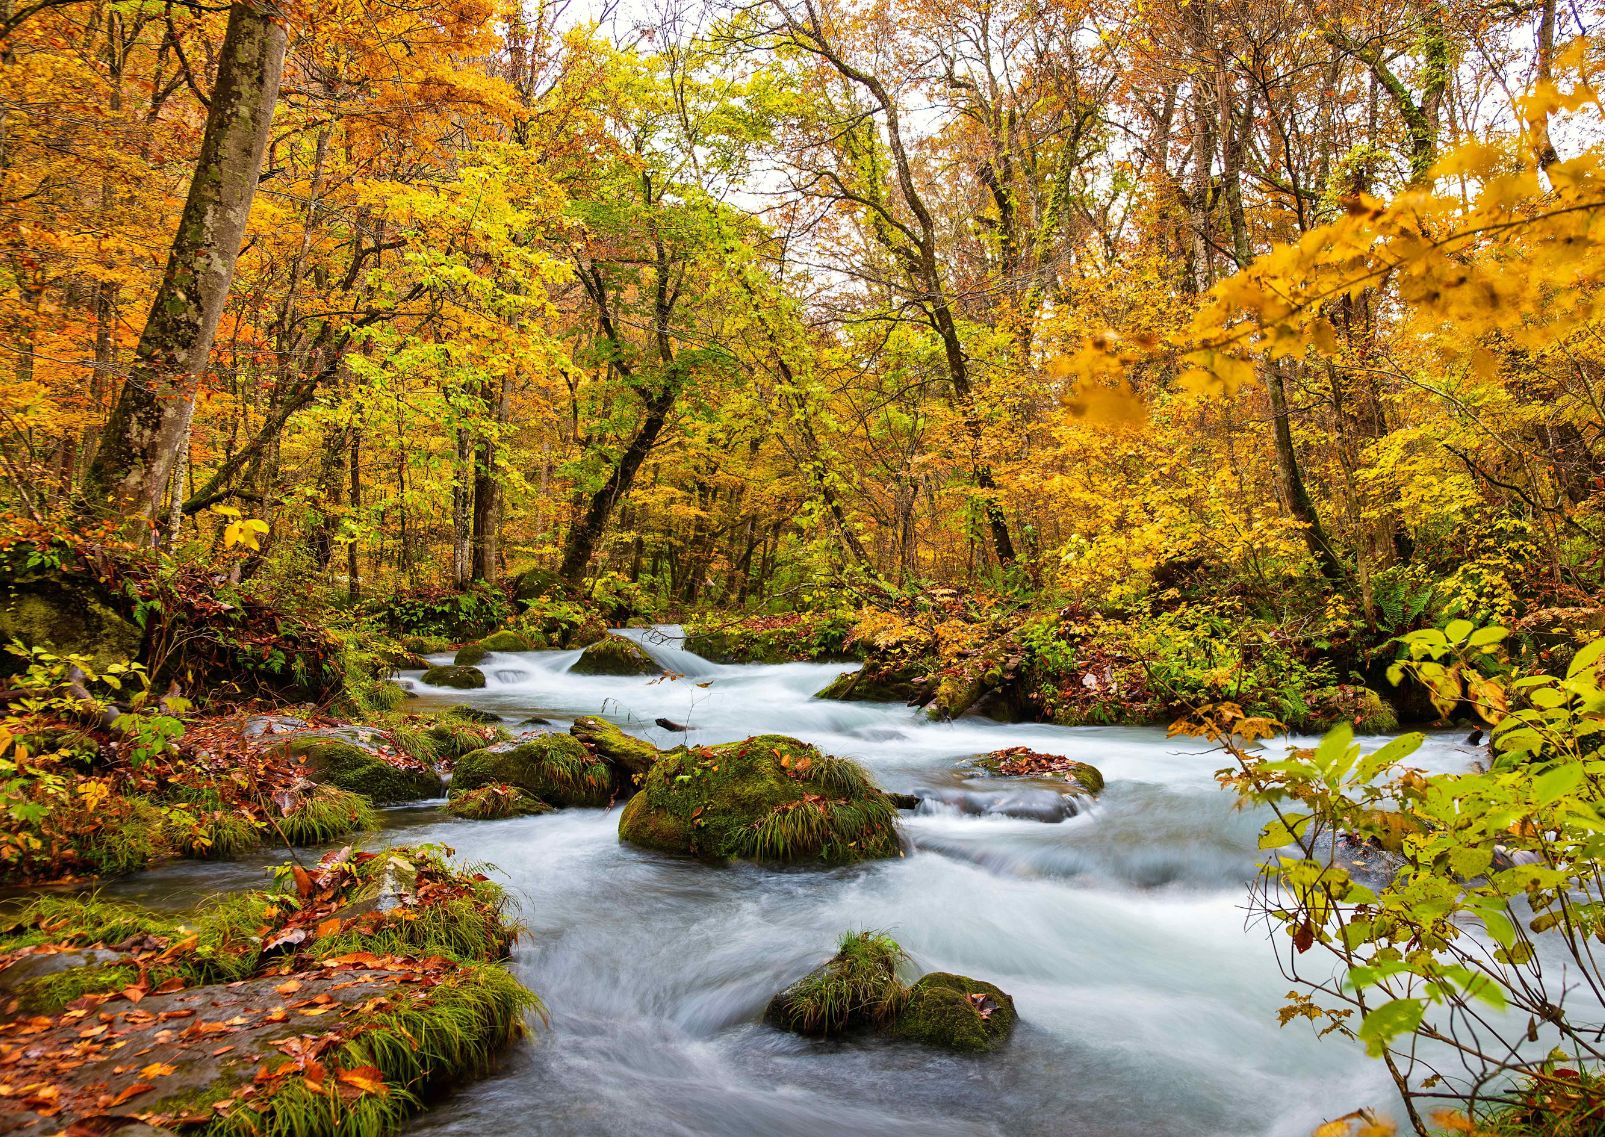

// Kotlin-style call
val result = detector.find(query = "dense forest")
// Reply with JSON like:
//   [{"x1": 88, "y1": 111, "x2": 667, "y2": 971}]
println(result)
[{"x1": 2, "y1": 0, "x2": 1604, "y2": 1133}]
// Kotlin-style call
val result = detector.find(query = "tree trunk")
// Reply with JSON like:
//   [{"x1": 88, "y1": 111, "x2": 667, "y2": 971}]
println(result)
[{"x1": 81, "y1": 0, "x2": 287, "y2": 529}]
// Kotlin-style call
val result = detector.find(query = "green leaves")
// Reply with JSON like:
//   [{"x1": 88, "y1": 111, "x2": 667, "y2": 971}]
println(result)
[{"x1": 1357, "y1": 999, "x2": 1424, "y2": 1057}]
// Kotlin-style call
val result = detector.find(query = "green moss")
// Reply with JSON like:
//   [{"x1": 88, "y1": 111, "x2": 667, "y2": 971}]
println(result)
[
  {"x1": 766, "y1": 931, "x2": 908, "y2": 1037},
  {"x1": 563, "y1": 616, "x2": 607, "y2": 649},
  {"x1": 453, "y1": 643, "x2": 489, "y2": 667},
  {"x1": 278, "y1": 786, "x2": 379, "y2": 846},
  {"x1": 925, "y1": 675, "x2": 985, "y2": 721},
  {"x1": 1288, "y1": 685, "x2": 1401, "y2": 735},
  {"x1": 445, "y1": 783, "x2": 554, "y2": 820},
  {"x1": 421, "y1": 665, "x2": 486, "y2": 690},
  {"x1": 367, "y1": 681, "x2": 411, "y2": 712},
  {"x1": 13, "y1": 962, "x2": 140, "y2": 1012},
  {"x1": 570, "y1": 716, "x2": 664, "y2": 775},
  {"x1": 569, "y1": 636, "x2": 656, "y2": 676},
  {"x1": 451, "y1": 736, "x2": 611, "y2": 808},
  {"x1": 890, "y1": 972, "x2": 1017, "y2": 1052},
  {"x1": 401, "y1": 635, "x2": 448, "y2": 655},
  {"x1": 617, "y1": 735, "x2": 902, "y2": 866},
  {"x1": 445, "y1": 704, "x2": 503, "y2": 725},
  {"x1": 280, "y1": 737, "x2": 444, "y2": 805},
  {"x1": 478, "y1": 630, "x2": 533, "y2": 652},
  {"x1": 312, "y1": 851, "x2": 522, "y2": 963}
]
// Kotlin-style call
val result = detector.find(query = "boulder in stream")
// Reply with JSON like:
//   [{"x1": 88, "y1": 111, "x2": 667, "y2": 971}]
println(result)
[
  {"x1": 446, "y1": 782, "x2": 554, "y2": 820},
  {"x1": 617, "y1": 734, "x2": 901, "y2": 865},
  {"x1": 570, "y1": 715, "x2": 666, "y2": 777},
  {"x1": 454, "y1": 642, "x2": 489, "y2": 666},
  {"x1": 973, "y1": 747, "x2": 1104, "y2": 796},
  {"x1": 479, "y1": 629, "x2": 536, "y2": 652},
  {"x1": 570, "y1": 635, "x2": 658, "y2": 676},
  {"x1": 890, "y1": 972, "x2": 1017, "y2": 1052},
  {"x1": 278, "y1": 735, "x2": 444, "y2": 804},
  {"x1": 766, "y1": 931, "x2": 908, "y2": 1037},
  {"x1": 422, "y1": 663, "x2": 487, "y2": 689},
  {"x1": 451, "y1": 734, "x2": 612, "y2": 808}
]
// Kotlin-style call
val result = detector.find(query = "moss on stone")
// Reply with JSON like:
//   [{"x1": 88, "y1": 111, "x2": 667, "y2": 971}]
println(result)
[
  {"x1": 925, "y1": 675, "x2": 985, "y2": 720},
  {"x1": 766, "y1": 931, "x2": 908, "y2": 1037},
  {"x1": 279, "y1": 736, "x2": 444, "y2": 804},
  {"x1": 424, "y1": 721, "x2": 508, "y2": 762},
  {"x1": 569, "y1": 716, "x2": 664, "y2": 776},
  {"x1": 445, "y1": 783, "x2": 554, "y2": 820},
  {"x1": 563, "y1": 615, "x2": 608, "y2": 649},
  {"x1": 0, "y1": 577, "x2": 142, "y2": 677},
  {"x1": 478, "y1": 630, "x2": 533, "y2": 652},
  {"x1": 422, "y1": 664, "x2": 486, "y2": 689},
  {"x1": 444, "y1": 704, "x2": 502, "y2": 724},
  {"x1": 618, "y1": 734, "x2": 902, "y2": 866},
  {"x1": 890, "y1": 972, "x2": 1017, "y2": 1052},
  {"x1": 453, "y1": 643, "x2": 489, "y2": 667},
  {"x1": 570, "y1": 635, "x2": 657, "y2": 676},
  {"x1": 451, "y1": 735, "x2": 611, "y2": 808},
  {"x1": 400, "y1": 634, "x2": 449, "y2": 655}
]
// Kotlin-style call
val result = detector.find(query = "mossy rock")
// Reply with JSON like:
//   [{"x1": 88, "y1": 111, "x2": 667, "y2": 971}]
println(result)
[
  {"x1": 570, "y1": 635, "x2": 657, "y2": 676},
  {"x1": 925, "y1": 675, "x2": 986, "y2": 721},
  {"x1": 0, "y1": 576, "x2": 142, "y2": 677},
  {"x1": 766, "y1": 931, "x2": 908, "y2": 1037},
  {"x1": 814, "y1": 665, "x2": 923, "y2": 703},
  {"x1": 424, "y1": 721, "x2": 509, "y2": 762},
  {"x1": 1292, "y1": 685, "x2": 1400, "y2": 735},
  {"x1": 617, "y1": 734, "x2": 901, "y2": 866},
  {"x1": 444, "y1": 704, "x2": 502, "y2": 724},
  {"x1": 891, "y1": 972, "x2": 1017, "y2": 1052},
  {"x1": 422, "y1": 664, "x2": 486, "y2": 689},
  {"x1": 280, "y1": 736, "x2": 444, "y2": 804},
  {"x1": 400, "y1": 634, "x2": 449, "y2": 655},
  {"x1": 446, "y1": 783, "x2": 555, "y2": 820},
  {"x1": 570, "y1": 716, "x2": 664, "y2": 776},
  {"x1": 279, "y1": 786, "x2": 378, "y2": 845},
  {"x1": 478, "y1": 630, "x2": 534, "y2": 652},
  {"x1": 974, "y1": 750, "x2": 1104, "y2": 795},
  {"x1": 451, "y1": 735, "x2": 612, "y2": 808},
  {"x1": 513, "y1": 566, "x2": 560, "y2": 600},
  {"x1": 453, "y1": 643, "x2": 489, "y2": 667}
]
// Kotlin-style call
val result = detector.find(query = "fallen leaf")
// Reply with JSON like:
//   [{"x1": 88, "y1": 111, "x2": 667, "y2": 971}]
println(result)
[
  {"x1": 139, "y1": 1062, "x2": 177, "y2": 1078},
  {"x1": 275, "y1": 980, "x2": 303, "y2": 996},
  {"x1": 336, "y1": 1065, "x2": 389, "y2": 1096},
  {"x1": 110, "y1": 1082, "x2": 155, "y2": 1106}
]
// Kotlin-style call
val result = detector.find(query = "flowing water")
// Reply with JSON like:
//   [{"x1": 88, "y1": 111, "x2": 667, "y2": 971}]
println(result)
[{"x1": 111, "y1": 628, "x2": 1487, "y2": 1136}]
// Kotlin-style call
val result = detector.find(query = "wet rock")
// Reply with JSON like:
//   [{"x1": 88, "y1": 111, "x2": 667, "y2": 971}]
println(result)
[
  {"x1": 972, "y1": 748, "x2": 1104, "y2": 795},
  {"x1": 617, "y1": 735, "x2": 901, "y2": 866},
  {"x1": 277, "y1": 735, "x2": 443, "y2": 804},
  {"x1": 571, "y1": 716, "x2": 665, "y2": 777},
  {"x1": 655, "y1": 716, "x2": 691, "y2": 733},
  {"x1": 886, "y1": 792, "x2": 921, "y2": 810},
  {"x1": 813, "y1": 663, "x2": 925, "y2": 703},
  {"x1": 0, "y1": 575, "x2": 142, "y2": 678},
  {"x1": 926, "y1": 787, "x2": 1084, "y2": 823},
  {"x1": 766, "y1": 932, "x2": 908, "y2": 1037},
  {"x1": 446, "y1": 782, "x2": 554, "y2": 820},
  {"x1": 454, "y1": 643, "x2": 489, "y2": 666},
  {"x1": 891, "y1": 972, "x2": 1017, "y2": 1052},
  {"x1": 518, "y1": 715, "x2": 551, "y2": 727},
  {"x1": 243, "y1": 713, "x2": 310, "y2": 739},
  {"x1": 451, "y1": 734, "x2": 612, "y2": 809},
  {"x1": 445, "y1": 704, "x2": 503, "y2": 724},
  {"x1": 570, "y1": 635, "x2": 657, "y2": 676},
  {"x1": 479, "y1": 630, "x2": 534, "y2": 652},
  {"x1": 422, "y1": 664, "x2": 487, "y2": 689}
]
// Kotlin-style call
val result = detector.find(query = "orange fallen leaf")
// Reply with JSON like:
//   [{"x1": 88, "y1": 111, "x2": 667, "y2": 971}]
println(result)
[
  {"x1": 275, "y1": 980, "x2": 303, "y2": 996},
  {"x1": 121, "y1": 986, "x2": 146, "y2": 1004},
  {"x1": 336, "y1": 1065, "x2": 389, "y2": 1096},
  {"x1": 110, "y1": 1082, "x2": 155, "y2": 1106},
  {"x1": 140, "y1": 1062, "x2": 177, "y2": 1078}
]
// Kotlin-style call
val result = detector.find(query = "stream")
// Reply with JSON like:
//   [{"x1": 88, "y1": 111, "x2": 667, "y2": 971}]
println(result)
[{"x1": 107, "y1": 627, "x2": 1486, "y2": 1137}]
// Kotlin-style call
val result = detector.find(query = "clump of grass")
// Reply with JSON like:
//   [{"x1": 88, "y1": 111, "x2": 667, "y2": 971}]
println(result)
[
  {"x1": 1, "y1": 893, "x2": 173, "y2": 951},
  {"x1": 446, "y1": 784, "x2": 553, "y2": 821},
  {"x1": 78, "y1": 795, "x2": 173, "y2": 876},
  {"x1": 726, "y1": 795, "x2": 900, "y2": 864},
  {"x1": 167, "y1": 808, "x2": 265, "y2": 859},
  {"x1": 207, "y1": 965, "x2": 541, "y2": 1137},
  {"x1": 424, "y1": 721, "x2": 508, "y2": 763},
  {"x1": 451, "y1": 735, "x2": 611, "y2": 808},
  {"x1": 766, "y1": 931, "x2": 909, "y2": 1037},
  {"x1": 278, "y1": 786, "x2": 378, "y2": 847}
]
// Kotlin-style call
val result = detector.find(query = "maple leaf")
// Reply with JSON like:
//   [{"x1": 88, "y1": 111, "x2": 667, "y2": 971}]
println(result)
[{"x1": 336, "y1": 1065, "x2": 389, "y2": 1096}]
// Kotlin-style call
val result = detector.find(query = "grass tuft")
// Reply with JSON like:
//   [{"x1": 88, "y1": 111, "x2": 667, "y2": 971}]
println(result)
[
  {"x1": 278, "y1": 786, "x2": 379, "y2": 847},
  {"x1": 767, "y1": 930, "x2": 909, "y2": 1037}
]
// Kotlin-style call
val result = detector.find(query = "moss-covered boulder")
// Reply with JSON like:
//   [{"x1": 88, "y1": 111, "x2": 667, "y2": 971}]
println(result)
[
  {"x1": 479, "y1": 630, "x2": 534, "y2": 652},
  {"x1": 766, "y1": 931, "x2": 908, "y2": 1037},
  {"x1": 401, "y1": 634, "x2": 449, "y2": 655},
  {"x1": 451, "y1": 735, "x2": 612, "y2": 808},
  {"x1": 445, "y1": 704, "x2": 503, "y2": 724},
  {"x1": 925, "y1": 674, "x2": 986, "y2": 720},
  {"x1": 454, "y1": 643, "x2": 489, "y2": 666},
  {"x1": 422, "y1": 664, "x2": 486, "y2": 689},
  {"x1": 424, "y1": 720, "x2": 509, "y2": 762},
  {"x1": 0, "y1": 575, "x2": 142, "y2": 676},
  {"x1": 570, "y1": 716, "x2": 665, "y2": 776},
  {"x1": 617, "y1": 734, "x2": 902, "y2": 865},
  {"x1": 279, "y1": 736, "x2": 444, "y2": 804},
  {"x1": 278, "y1": 785, "x2": 378, "y2": 845},
  {"x1": 446, "y1": 782, "x2": 554, "y2": 820},
  {"x1": 973, "y1": 748, "x2": 1104, "y2": 795},
  {"x1": 890, "y1": 972, "x2": 1017, "y2": 1052},
  {"x1": 570, "y1": 634, "x2": 656, "y2": 675},
  {"x1": 814, "y1": 662, "x2": 926, "y2": 703}
]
